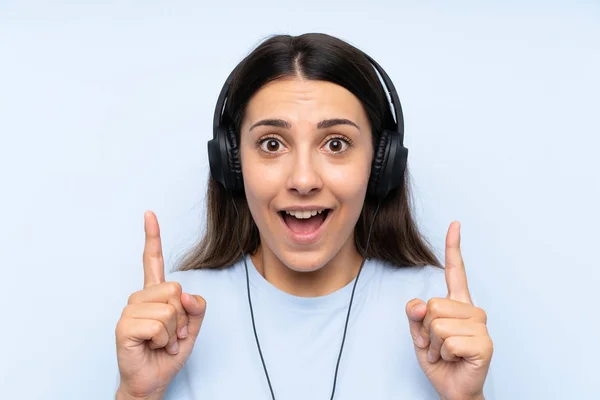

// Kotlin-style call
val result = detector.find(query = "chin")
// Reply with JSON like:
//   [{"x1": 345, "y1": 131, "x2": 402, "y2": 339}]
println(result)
[{"x1": 277, "y1": 248, "x2": 335, "y2": 273}]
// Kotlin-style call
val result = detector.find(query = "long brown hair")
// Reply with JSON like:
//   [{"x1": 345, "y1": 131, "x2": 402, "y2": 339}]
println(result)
[{"x1": 176, "y1": 33, "x2": 442, "y2": 271}]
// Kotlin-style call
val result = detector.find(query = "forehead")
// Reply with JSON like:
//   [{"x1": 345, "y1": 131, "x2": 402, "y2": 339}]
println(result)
[{"x1": 243, "y1": 78, "x2": 366, "y2": 122}]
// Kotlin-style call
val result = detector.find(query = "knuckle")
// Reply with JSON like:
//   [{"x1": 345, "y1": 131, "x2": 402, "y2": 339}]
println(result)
[
  {"x1": 430, "y1": 318, "x2": 444, "y2": 335},
  {"x1": 478, "y1": 322, "x2": 489, "y2": 336},
  {"x1": 476, "y1": 307, "x2": 488, "y2": 323},
  {"x1": 444, "y1": 337, "x2": 458, "y2": 352},
  {"x1": 481, "y1": 335, "x2": 494, "y2": 353},
  {"x1": 120, "y1": 305, "x2": 131, "y2": 318},
  {"x1": 427, "y1": 298, "x2": 443, "y2": 315},
  {"x1": 163, "y1": 304, "x2": 177, "y2": 321},
  {"x1": 115, "y1": 319, "x2": 128, "y2": 339},
  {"x1": 166, "y1": 281, "x2": 183, "y2": 297},
  {"x1": 127, "y1": 291, "x2": 141, "y2": 305},
  {"x1": 150, "y1": 320, "x2": 165, "y2": 338}
]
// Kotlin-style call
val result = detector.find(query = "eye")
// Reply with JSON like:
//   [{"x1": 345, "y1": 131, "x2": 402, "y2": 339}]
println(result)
[
  {"x1": 257, "y1": 137, "x2": 285, "y2": 154},
  {"x1": 323, "y1": 136, "x2": 351, "y2": 153}
]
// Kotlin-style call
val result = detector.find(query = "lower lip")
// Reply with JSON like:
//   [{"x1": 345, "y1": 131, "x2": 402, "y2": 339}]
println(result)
[{"x1": 279, "y1": 210, "x2": 333, "y2": 245}]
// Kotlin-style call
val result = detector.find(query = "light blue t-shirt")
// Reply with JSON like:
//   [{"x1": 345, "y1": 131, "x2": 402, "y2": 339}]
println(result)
[{"x1": 152, "y1": 255, "x2": 494, "y2": 399}]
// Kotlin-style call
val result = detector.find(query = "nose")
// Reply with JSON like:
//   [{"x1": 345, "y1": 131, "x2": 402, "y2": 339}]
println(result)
[{"x1": 286, "y1": 150, "x2": 323, "y2": 196}]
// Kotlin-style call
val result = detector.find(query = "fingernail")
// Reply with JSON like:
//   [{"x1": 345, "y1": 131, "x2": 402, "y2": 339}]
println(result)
[
  {"x1": 414, "y1": 304, "x2": 426, "y2": 314},
  {"x1": 180, "y1": 325, "x2": 188, "y2": 339},
  {"x1": 169, "y1": 341, "x2": 179, "y2": 354},
  {"x1": 184, "y1": 293, "x2": 197, "y2": 305},
  {"x1": 427, "y1": 350, "x2": 434, "y2": 362},
  {"x1": 416, "y1": 335, "x2": 426, "y2": 348}
]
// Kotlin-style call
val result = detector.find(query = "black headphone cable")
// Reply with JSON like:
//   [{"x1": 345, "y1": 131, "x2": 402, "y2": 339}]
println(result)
[{"x1": 231, "y1": 199, "x2": 382, "y2": 400}]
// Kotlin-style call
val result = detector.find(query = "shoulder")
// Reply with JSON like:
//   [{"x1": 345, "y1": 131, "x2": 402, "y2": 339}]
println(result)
[{"x1": 368, "y1": 258, "x2": 447, "y2": 301}]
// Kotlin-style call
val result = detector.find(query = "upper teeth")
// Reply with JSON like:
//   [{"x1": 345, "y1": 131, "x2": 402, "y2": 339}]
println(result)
[{"x1": 284, "y1": 210, "x2": 324, "y2": 219}]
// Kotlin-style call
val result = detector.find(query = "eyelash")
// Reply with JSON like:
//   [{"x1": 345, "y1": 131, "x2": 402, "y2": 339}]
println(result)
[{"x1": 255, "y1": 134, "x2": 354, "y2": 155}]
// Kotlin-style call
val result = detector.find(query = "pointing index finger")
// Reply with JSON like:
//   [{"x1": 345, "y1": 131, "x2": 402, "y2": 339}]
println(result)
[
  {"x1": 445, "y1": 221, "x2": 472, "y2": 304},
  {"x1": 143, "y1": 211, "x2": 165, "y2": 288}
]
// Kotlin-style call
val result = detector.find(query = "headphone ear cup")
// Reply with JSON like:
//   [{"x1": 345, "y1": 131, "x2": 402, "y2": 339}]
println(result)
[
  {"x1": 207, "y1": 125, "x2": 244, "y2": 193},
  {"x1": 207, "y1": 125, "x2": 229, "y2": 190},
  {"x1": 368, "y1": 130, "x2": 408, "y2": 199},
  {"x1": 368, "y1": 130, "x2": 390, "y2": 198},
  {"x1": 226, "y1": 125, "x2": 244, "y2": 193}
]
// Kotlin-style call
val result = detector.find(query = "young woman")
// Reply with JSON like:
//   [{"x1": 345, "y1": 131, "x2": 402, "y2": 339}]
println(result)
[{"x1": 115, "y1": 33, "x2": 494, "y2": 400}]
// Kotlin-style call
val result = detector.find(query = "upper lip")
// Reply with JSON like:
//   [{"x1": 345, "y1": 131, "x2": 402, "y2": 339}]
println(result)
[{"x1": 279, "y1": 205, "x2": 332, "y2": 212}]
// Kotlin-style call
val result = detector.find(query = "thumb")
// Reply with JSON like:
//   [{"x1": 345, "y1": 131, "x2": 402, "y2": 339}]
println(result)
[
  {"x1": 181, "y1": 293, "x2": 206, "y2": 316},
  {"x1": 406, "y1": 298, "x2": 427, "y2": 348},
  {"x1": 181, "y1": 293, "x2": 206, "y2": 338},
  {"x1": 406, "y1": 298, "x2": 427, "y2": 322}
]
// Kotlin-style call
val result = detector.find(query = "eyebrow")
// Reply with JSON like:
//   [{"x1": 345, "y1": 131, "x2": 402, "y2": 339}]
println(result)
[{"x1": 248, "y1": 118, "x2": 360, "y2": 132}]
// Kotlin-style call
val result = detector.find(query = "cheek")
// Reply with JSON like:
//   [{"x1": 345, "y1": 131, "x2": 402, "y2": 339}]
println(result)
[
  {"x1": 242, "y1": 161, "x2": 284, "y2": 215},
  {"x1": 325, "y1": 159, "x2": 372, "y2": 200}
]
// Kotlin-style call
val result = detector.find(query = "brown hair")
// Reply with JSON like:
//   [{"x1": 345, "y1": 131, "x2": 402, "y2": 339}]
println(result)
[{"x1": 176, "y1": 33, "x2": 442, "y2": 271}]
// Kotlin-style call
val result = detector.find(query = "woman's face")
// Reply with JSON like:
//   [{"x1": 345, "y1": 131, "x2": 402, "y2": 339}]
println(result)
[{"x1": 239, "y1": 77, "x2": 374, "y2": 272}]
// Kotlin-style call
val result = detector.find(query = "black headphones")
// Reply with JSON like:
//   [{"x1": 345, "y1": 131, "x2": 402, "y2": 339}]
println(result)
[{"x1": 208, "y1": 52, "x2": 408, "y2": 200}]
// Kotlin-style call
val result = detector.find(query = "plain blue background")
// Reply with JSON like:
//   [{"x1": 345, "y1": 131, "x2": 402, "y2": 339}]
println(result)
[{"x1": 0, "y1": 1, "x2": 598, "y2": 399}]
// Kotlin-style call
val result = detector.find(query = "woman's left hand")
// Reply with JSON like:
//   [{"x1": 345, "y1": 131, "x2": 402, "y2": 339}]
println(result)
[{"x1": 405, "y1": 221, "x2": 494, "y2": 400}]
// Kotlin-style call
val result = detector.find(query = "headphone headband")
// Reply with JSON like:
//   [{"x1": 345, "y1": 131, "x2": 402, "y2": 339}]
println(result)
[
  {"x1": 362, "y1": 54, "x2": 405, "y2": 144},
  {"x1": 212, "y1": 67, "x2": 236, "y2": 134}
]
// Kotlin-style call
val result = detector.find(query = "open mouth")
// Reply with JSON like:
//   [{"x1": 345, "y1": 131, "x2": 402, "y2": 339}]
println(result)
[{"x1": 279, "y1": 209, "x2": 332, "y2": 235}]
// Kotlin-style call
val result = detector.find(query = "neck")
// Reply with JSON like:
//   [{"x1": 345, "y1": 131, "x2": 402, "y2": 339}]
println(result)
[{"x1": 250, "y1": 239, "x2": 364, "y2": 298}]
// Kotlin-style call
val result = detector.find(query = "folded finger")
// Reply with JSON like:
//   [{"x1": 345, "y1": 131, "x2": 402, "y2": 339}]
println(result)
[
  {"x1": 427, "y1": 318, "x2": 487, "y2": 363},
  {"x1": 149, "y1": 332, "x2": 180, "y2": 355},
  {"x1": 117, "y1": 318, "x2": 170, "y2": 349},
  {"x1": 420, "y1": 298, "x2": 485, "y2": 344},
  {"x1": 440, "y1": 335, "x2": 494, "y2": 364},
  {"x1": 123, "y1": 302, "x2": 178, "y2": 340},
  {"x1": 127, "y1": 281, "x2": 188, "y2": 339}
]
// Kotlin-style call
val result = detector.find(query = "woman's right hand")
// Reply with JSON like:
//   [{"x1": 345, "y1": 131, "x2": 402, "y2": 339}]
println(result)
[{"x1": 115, "y1": 211, "x2": 207, "y2": 400}]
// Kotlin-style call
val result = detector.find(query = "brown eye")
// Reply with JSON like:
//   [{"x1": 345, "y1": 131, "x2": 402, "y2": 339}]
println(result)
[
  {"x1": 329, "y1": 140, "x2": 342, "y2": 152},
  {"x1": 259, "y1": 138, "x2": 283, "y2": 153},
  {"x1": 325, "y1": 138, "x2": 349, "y2": 153}
]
